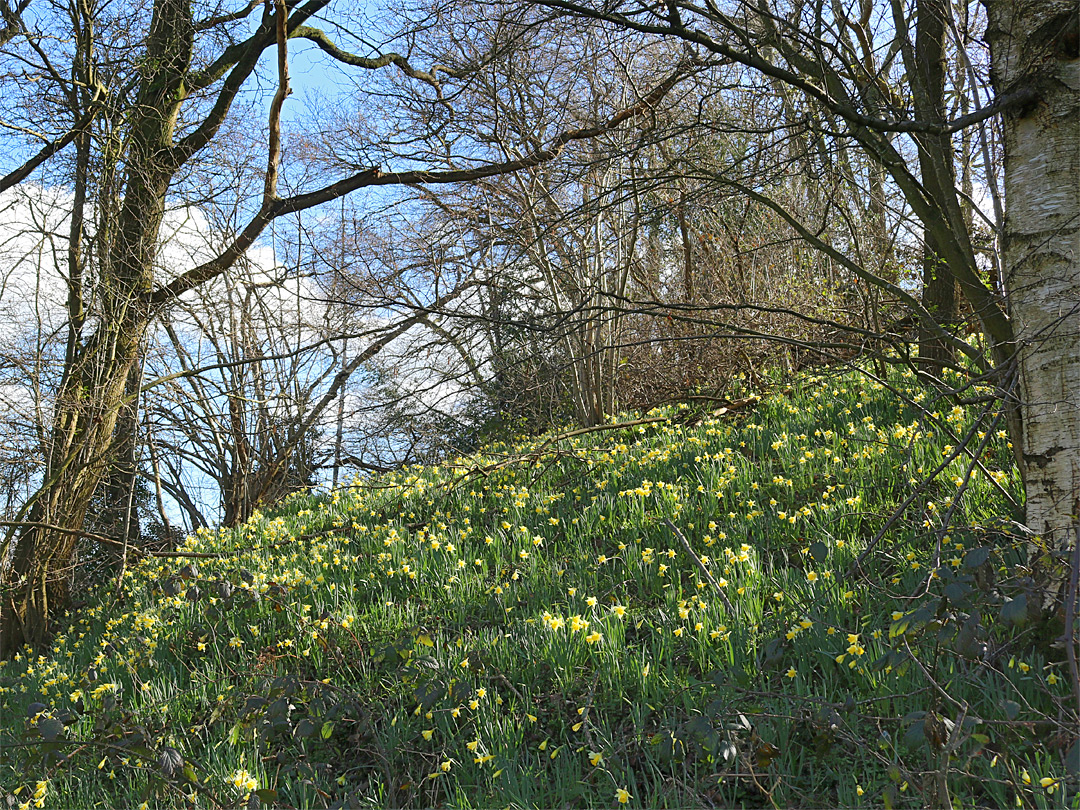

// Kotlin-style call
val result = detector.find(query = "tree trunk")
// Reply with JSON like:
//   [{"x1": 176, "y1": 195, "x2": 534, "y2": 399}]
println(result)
[
  {"x1": 99, "y1": 362, "x2": 143, "y2": 548},
  {"x1": 2, "y1": 329, "x2": 144, "y2": 655},
  {"x1": 915, "y1": 0, "x2": 958, "y2": 367},
  {"x1": 0, "y1": 0, "x2": 192, "y2": 655},
  {"x1": 985, "y1": 0, "x2": 1079, "y2": 563}
]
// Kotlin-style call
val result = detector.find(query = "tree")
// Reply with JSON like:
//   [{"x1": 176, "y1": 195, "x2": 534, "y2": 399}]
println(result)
[
  {"x1": 525, "y1": 0, "x2": 1076, "y2": 589},
  {"x1": 0, "y1": 0, "x2": 692, "y2": 653},
  {"x1": 984, "y1": 0, "x2": 1079, "y2": 572}
]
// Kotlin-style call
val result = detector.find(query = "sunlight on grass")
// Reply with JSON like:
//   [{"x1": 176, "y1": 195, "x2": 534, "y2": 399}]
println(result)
[{"x1": 3, "y1": 366, "x2": 1072, "y2": 809}]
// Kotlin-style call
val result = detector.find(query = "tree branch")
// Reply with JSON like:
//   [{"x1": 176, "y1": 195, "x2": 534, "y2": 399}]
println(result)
[
  {"x1": 0, "y1": 84, "x2": 105, "y2": 193},
  {"x1": 291, "y1": 25, "x2": 467, "y2": 87},
  {"x1": 145, "y1": 62, "x2": 692, "y2": 307}
]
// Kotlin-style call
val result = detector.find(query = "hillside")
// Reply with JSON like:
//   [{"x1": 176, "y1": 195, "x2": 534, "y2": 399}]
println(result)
[{"x1": 2, "y1": 367, "x2": 1073, "y2": 809}]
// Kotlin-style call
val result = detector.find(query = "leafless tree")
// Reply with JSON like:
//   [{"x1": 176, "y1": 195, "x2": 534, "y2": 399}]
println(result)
[
  {"x1": 514, "y1": 0, "x2": 1075, "y2": 593},
  {"x1": 0, "y1": 0, "x2": 692, "y2": 653}
]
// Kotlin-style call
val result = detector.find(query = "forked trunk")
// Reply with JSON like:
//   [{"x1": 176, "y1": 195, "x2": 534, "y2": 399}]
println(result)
[
  {"x1": 0, "y1": 0, "x2": 192, "y2": 654},
  {"x1": 1, "y1": 330, "x2": 143, "y2": 656}
]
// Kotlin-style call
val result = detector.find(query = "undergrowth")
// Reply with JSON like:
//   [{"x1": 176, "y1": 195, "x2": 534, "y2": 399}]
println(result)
[{"x1": 1, "y1": 365, "x2": 1076, "y2": 809}]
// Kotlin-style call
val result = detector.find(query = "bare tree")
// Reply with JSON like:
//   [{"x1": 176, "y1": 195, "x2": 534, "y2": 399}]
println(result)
[
  {"x1": 0, "y1": 0, "x2": 692, "y2": 653},
  {"x1": 516, "y1": 0, "x2": 1075, "y2": 591}
]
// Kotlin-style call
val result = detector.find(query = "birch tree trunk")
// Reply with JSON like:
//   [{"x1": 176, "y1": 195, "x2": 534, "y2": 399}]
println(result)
[{"x1": 986, "y1": 0, "x2": 1079, "y2": 563}]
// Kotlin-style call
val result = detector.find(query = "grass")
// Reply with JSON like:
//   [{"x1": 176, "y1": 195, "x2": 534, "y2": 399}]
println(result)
[{"x1": 1, "y1": 365, "x2": 1075, "y2": 809}]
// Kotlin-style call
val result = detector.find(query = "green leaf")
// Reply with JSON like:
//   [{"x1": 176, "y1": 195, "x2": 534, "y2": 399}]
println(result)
[
  {"x1": 944, "y1": 581, "x2": 969, "y2": 602},
  {"x1": 1002, "y1": 700, "x2": 1020, "y2": 721},
  {"x1": 26, "y1": 701, "x2": 48, "y2": 717},
  {"x1": 255, "y1": 788, "x2": 278, "y2": 802},
  {"x1": 902, "y1": 715, "x2": 926, "y2": 748},
  {"x1": 963, "y1": 547, "x2": 990, "y2": 568},
  {"x1": 809, "y1": 541, "x2": 829, "y2": 562},
  {"x1": 294, "y1": 718, "x2": 316, "y2": 738},
  {"x1": 320, "y1": 721, "x2": 334, "y2": 740},
  {"x1": 1065, "y1": 739, "x2": 1080, "y2": 777},
  {"x1": 1000, "y1": 594, "x2": 1028, "y2": 626},
  {"x1": 37, "y1": 717, "x2": 64, "y2": 741}
]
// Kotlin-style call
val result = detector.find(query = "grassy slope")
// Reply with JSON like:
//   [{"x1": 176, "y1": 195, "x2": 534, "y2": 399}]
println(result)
[{"x1": 1, "y1": 367, "x2": 1073, "y2": 809}]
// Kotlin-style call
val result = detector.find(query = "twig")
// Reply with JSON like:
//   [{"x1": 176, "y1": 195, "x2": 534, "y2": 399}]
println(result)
[
  {"x1": 903, "y1": 638, "x2": 968, "y2": 714},
  {"x1": 849, "y1": 408, "x2": 993, "y2": 577},
  {"x1": 0, "y1": 521, "x2": 118, "y2": 545},
  {"x1": 578, "y1": 670, "x2": 601, "y2": 750},
  {"x1": 915, "y1": 409, "x2": 1004, "y2": 598},
  {"x1": 857, "y1": 365, "x2": 1019, "y2": 510},
  {"x1": 664, "y1": 518, "x2": 736, "y2": 616}
]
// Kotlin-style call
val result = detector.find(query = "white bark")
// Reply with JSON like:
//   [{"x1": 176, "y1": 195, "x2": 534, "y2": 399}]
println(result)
[{"x1": 986, "y1": 0, "x2": 1080, "y2": 551}]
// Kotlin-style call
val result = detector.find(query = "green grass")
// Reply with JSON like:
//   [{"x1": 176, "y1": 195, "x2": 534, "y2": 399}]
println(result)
[{"x1": 2, "y1": 365, "x2": 1075, "y2": 809}]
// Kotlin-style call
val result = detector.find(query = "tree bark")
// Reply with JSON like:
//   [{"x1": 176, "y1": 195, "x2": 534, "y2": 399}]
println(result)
[
  {"x1": 915, "y1": 0, "x2": 958, "y2": 367},
  {"x1": 0, "y1": 0, "x2": 191, "y2": 656},
  {"x1": 0, "y1": 4, "x2": 693, "y2": 654},
  {"x1": 985, "y1": 0, "x2": 1079, "y2": 562}
]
